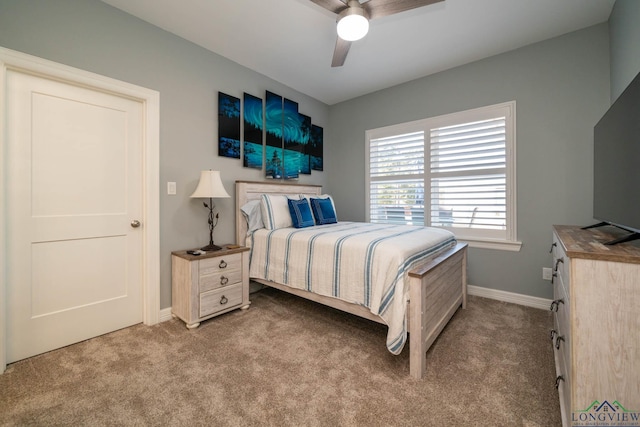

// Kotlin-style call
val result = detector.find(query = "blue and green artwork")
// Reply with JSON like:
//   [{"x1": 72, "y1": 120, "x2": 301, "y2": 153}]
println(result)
[
  {"x1": 235, "y1": 89, "x2": 323, "y2": 177},
  {"x1": 281, "y1": 100, "x2": 313, "y2": 177},
  {"x1": 297, "y1": 114, "x2": 311, "y2": 175},
  {"x1": 265, "y1": 91, "x2": 284, "y2": 178},
  {"x1": 218, "y1": 92, "x2": 240, "y2": 158},
  {"x1": 243, "y1": 93, "x2": 263, "y2": 169},
  {"x1": 283, "y1": 98, "x2": 300, "y2": 179},
  {"x1": 310, "y1": 124, "x2": 323, "y2": 171}
]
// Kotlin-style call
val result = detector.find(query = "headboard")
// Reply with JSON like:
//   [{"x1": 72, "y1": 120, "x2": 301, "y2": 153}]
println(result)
[{"x1": 235, "y1": 180, "x2": 323, "y2": 245}]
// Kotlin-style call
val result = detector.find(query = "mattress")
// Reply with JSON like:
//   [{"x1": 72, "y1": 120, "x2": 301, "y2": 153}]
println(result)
[{"x1": 248, "y1": 222, "x2": 456, "y2": 354}]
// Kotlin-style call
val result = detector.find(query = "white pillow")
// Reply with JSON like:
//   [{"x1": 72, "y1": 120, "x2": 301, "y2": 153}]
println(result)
[
  {"x1": 300, "y1": 194, "x2": 338, "y2": 220},
  {"x1": 240, "y1": 200, "x2": 264, "y2": 235},
  {"x1": 260, "y1": 194, "x2": 301, "y2": 230}
]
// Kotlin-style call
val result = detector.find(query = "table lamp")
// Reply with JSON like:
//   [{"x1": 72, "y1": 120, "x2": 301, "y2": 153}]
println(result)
[{"x1": 190, "y1": 170, "x2": 231, "y2": 251}]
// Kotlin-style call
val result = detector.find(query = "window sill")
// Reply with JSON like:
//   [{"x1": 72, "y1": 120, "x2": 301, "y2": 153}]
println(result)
[{"x1": 457, "y1": 237, "x2": 522, "y2": 252}]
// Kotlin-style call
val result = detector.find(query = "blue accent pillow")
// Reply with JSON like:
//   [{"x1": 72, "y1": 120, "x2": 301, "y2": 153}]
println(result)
[
  {"x1": 287, "y1": 198, "x2": 315, "y2": 228},
  {"x1": 310, "y1": 197, "x2": 338, "y2": 225}
]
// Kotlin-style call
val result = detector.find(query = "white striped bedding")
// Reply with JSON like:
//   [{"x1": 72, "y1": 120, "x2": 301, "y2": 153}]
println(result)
[{"x1": 248, "y1": 222, "x2": 456, "y2": 354}]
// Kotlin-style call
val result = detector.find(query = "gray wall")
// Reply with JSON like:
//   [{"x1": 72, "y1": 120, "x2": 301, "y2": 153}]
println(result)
[
  {"x1": 0, "y1": 0, "x2": 330, "y2": 309},
  {"x1": 2, "y1": 0, "x2": 634, "y2": 306},
  {"x1": 609, "y1": 0, "x2": 640, "y2": 101},
  {"x1": 326, "y1": 24, "x2": 611, "y2": 299}
]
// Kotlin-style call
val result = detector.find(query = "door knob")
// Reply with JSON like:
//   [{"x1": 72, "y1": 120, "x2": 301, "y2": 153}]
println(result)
[{"x1": 131, "y1": 220, "x2": 141, "y2": 228}]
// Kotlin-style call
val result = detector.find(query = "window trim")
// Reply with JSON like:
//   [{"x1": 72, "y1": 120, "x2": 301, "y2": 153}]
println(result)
[{"x1": 365, "y1": 101, "x2": 521, "y2": 252}]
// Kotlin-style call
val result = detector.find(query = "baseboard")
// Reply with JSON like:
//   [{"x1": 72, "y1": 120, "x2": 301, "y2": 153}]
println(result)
[
  {"x1": 467, "y1": 285, "x2": 551, "y2": 310},
  {"x1": 159, "y1": 307, "x2": 173, "y2": 323}
]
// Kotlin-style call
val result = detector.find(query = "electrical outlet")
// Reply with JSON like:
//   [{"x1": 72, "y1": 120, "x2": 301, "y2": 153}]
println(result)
[
  {"x1": 167, "y1": 181, "x2": 177, "y2": 195},
  {"x1": 542, "y1": 267, "x2": 553, "y2": 281}
]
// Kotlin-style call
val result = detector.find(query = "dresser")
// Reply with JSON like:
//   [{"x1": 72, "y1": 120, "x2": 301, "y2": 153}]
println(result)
[
  {"x1": 551, "y1": 225, "x2": 640, "y2": 426},
  {"x1": 171, "y1": 246, "x2": 250, "y2": 329}
]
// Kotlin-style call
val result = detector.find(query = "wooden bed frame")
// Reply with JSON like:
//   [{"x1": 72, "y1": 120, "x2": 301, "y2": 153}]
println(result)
[{"x1": 235, "y1": 180, "x2": 467, "y2": 379}]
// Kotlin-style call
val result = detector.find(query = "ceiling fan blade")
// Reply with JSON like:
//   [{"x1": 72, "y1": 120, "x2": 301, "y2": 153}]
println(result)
[
  {"x1": 363, "y1": 0, "x2": 444, "y2": 20},
  {"x1": 331, "y1": 37, "x2": 352, "y2": 67},
  {"x1": 308, "y1": 0, "x2": 348, "y2": 15}
]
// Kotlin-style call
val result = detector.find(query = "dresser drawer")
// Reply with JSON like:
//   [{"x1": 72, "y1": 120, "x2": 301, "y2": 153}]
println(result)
[
  {"x1": 557, "y1": 279, "x2": 570, "y2": 345},
  {"x1": 555, "y1": 307, "x2": 570, "y2": 384},
  {"x1": 553, "y1": 233, "x2": 570, "y2": 298},
  {"x1": 200, "y1": 269, "x2": 242, "y2": 293},
  {"x1": 552, "y1": 314, "x2": 571, "y2": 427},
  {"x1": 557, "y1": 353, "x2": 571, "y2": 427},
  {"x1": 553, "y1": 277, "x2": 571, "y2": 351},
  {"x1": 552, "y1": 313, "x2": 571, "y2": 377},
  {"x1": 199, "y1": 283, "x2": 243, "y2": 317},
  {"x1": 560, "y1": 340, "x2": 571, "y2": 398},
  {"x1": 199, "y1": 253, "x2": 242, "y2": 276}
]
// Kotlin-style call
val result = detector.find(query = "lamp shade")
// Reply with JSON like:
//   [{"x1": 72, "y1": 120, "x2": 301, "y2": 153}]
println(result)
[
  {"x1": 190, "y1": 170, "x2": 231, "y2": 199},
  {"x1": 337, "y1": 4, "x2": 369, "y2": 41}
]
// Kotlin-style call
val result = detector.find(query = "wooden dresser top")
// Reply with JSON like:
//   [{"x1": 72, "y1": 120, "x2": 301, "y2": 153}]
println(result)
[{"x1": 554, "y1": 225, "x2": 640, "y2": 264}]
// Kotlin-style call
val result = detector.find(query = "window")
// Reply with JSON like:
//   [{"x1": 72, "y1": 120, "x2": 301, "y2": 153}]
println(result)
[
  {"x1": 366, "y1": 102, "x2": 520, "y2": 251},
  {"x1": 369, "y1": 130, "x2": 425, "y2": 226}
]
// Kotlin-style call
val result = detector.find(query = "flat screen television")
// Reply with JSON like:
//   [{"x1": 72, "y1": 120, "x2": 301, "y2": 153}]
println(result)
[{"x1": 590, "y1": 70, "x2": 640, "y2": 245}]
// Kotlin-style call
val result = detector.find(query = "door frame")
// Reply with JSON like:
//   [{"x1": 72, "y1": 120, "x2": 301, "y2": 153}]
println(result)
[{"x1": 0, "y1": 47, "x2": 161, "y2": 373}]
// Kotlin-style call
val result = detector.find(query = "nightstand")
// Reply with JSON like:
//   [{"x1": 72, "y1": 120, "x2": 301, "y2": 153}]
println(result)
[{"x1": 171, "y1": 245, "x2": 250, "y2": 329}]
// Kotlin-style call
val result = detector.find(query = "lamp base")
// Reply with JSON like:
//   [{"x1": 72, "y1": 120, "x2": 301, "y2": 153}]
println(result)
[{"x1": 200, "y1": 243, "x2": 223, "y2": 252}]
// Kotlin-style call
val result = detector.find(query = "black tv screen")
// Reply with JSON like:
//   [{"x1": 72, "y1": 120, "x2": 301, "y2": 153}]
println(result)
[{"x1": 593, "y1": 71, "x2": 640, "y2": 235}]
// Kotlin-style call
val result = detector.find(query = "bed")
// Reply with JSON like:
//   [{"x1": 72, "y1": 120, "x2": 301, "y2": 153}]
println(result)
[{"x1": 235, "y1": 180, "x2": 467, "y2": 379}]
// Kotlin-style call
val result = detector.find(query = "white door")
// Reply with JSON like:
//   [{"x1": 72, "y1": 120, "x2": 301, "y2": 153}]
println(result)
[{"x1": 5, "y1": 69, "x2": 144, "y2": 363}]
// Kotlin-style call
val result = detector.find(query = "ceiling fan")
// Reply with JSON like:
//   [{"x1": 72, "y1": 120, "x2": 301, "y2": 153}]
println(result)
[{"x1": 310, "y1": 0, "x2": 445, "y2": 67}]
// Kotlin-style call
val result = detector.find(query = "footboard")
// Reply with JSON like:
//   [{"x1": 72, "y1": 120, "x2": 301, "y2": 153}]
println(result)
[{"x1": 408, "y1": 242, "x2": 467, "y2": 379}]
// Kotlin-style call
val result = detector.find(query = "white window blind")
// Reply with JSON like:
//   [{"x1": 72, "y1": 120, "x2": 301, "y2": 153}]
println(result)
[
  {"x1": 369, "y1": 131, "x2": 425, "y2": 225},
  {"x1": 366, "y1": 101, "x2": 519, "y2": 250},
  {"x1": 429, "y1": 118, "x2": 506, "y2": 230}
]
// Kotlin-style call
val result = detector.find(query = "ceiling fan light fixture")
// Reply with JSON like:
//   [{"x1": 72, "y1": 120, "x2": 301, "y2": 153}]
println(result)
[{"x1": 337, "y1": 5, "x2": 369, "y2": 41}]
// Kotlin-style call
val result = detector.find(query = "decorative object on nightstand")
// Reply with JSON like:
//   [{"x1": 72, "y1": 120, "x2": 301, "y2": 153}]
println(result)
[
  {"x1": 190, "y1": 170, "x2": 230, "y2": 251},
  {"x1": 172, "y1": 245, "x2": 251, "y2": 329}
]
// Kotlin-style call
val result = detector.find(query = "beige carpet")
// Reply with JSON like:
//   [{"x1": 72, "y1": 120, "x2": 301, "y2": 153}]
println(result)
[{"x1": 0, "y1": 288, "x2": 560, "y2": 426}]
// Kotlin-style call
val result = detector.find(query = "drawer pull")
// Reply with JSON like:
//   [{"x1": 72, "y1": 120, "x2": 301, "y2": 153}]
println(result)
[
  {"x1": 550, "y1": 329, "x2": 557, "y2": 340},
  {"x1": 219, "y1": 260, "x2": 227, "y2": 269},
  {"x1": 555, "y1": 375, "x2": 564, "y2": 389},
  {"x1": 220, "y1": 295, "x2": 228, "y2": 305},
  {"x1": 550, "y1": 299, "x2": 565, "y2": 312},
  {"x1": 549, "y1": 242, "x2": 557, "y2": 253},
  {"x1": 220, "y1": 276, "x2": 229, "y2": 286},
  {"x1": 554, "y1": 257, "x2": 564, "y2": 271},
  {"x1": 555, "y1": 335, "x2": 565, "y2": 350}
]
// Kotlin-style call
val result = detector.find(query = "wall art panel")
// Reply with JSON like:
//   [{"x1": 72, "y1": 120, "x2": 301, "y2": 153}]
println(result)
[
  {"x1": 265, "y1": 91, "x2": 284, "y2": 178},
  {"x1": 243, "y1": 93, "x2": 263, "y2": 169},
  {"x1": 218, "y1": 92, "x2": 241, "y2": 158},
  {"x1": 310, "y1": 124, "x2": 324, "y2": 171},
  {"x1": 297, "y1": 113, "x2": 311, "y2": 175},
  {"x1": 283, "y1": 98, "x2": 300, "y2": 179}
]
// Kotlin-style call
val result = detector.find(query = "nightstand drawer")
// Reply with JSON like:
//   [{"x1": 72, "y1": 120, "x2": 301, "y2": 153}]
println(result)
[
  {"x1": 199, "y1": 253, "x2": 242, "y2": 276},
  {"x1": 199, "y1": 283, "x2": 243, "y2": 317},
  {"x1": 200, "y1": 269, "x2": 242, "y2": 293}
]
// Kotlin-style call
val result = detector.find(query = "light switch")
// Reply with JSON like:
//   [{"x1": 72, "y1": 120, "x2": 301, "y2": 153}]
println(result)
[{"x1": 167, "y1": 181, "x2": 177, "y2": 195}]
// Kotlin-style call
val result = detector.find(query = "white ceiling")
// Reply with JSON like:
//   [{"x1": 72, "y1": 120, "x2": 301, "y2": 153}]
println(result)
[{"x1": 100, "y1": 0, "x2": 615, "y2": 105}]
